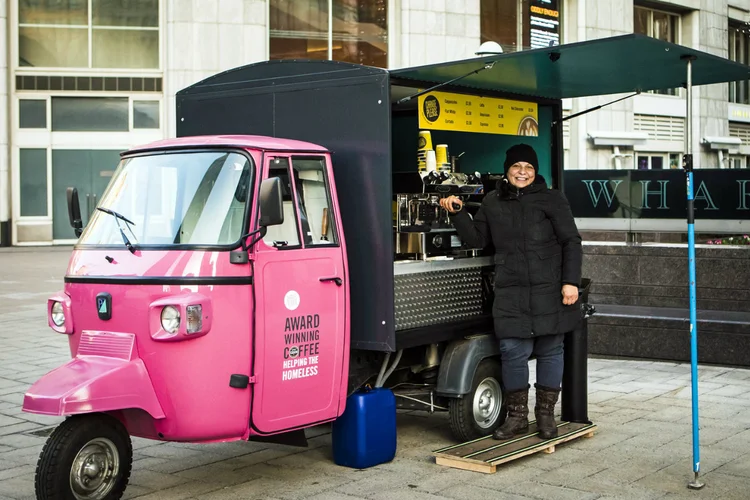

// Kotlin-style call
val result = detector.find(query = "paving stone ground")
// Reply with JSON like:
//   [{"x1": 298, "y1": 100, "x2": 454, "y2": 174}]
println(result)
[{"x1": 1, "y1": 246, "x2": 749, "y2": 499}]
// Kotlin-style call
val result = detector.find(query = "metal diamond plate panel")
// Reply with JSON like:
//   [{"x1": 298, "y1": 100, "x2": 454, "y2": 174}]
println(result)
[{"x1": 394, "y1": 268, "x2": 485, "y2": 330}]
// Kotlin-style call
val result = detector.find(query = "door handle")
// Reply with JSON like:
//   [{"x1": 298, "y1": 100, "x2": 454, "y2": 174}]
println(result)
[{"x1": 319, "y1": 277, "x2": 342, "y2": 286}]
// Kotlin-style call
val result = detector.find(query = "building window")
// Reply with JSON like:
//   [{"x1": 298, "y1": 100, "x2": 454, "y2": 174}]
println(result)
[
  {"x1": 727, "y1": 155, "x2": 747, "y2": 169},
  {"x1": 481, "y1": 0, "x2": 561, "y2": 52},
  {"x1": 481, "y1": 0, "x2": 519, "y2": 51},
  {"x1": 637, "y1": 154, "x2": 664, "y2": 170},
  {"x1": 269, "y1": 0, "x2": 388, "y2": 68},
  {"x1": 636, "y1": 153, "x2": 680, "y2": 170},
  {"x1": 51, "y1": 96, "x2": 129, "y2": 132},
  {"x1": 19, "y1": 0, "x2": 160, "y2": 69},
  {"x1": 133, "y1": 100, "x2": 160, "y2": 129},
  {"x1": 19, "y1": 99, "x2": 47, "y2": 128},
  {"x1": 634, "y1": 5, "x2": 680, "y2": 96},
  {"x1": 18, "y1": 96, "x2": 161, "y2": 133},
  {"x1": 729, "y1": 22, "x2": 750, "y2": 105},
  {"x1": 20, "y1": 149, "x2": 49, "y2": 217}
]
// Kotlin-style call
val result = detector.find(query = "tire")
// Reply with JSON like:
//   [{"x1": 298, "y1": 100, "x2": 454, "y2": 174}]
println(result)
[
  {"x1": 34, "y1": 413, "x2": 133, "y2": 500},
  {"x1": 449, "y1": 358, "x2": 505, "y2": 442}
]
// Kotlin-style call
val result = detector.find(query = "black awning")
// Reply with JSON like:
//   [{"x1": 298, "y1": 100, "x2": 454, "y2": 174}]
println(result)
[{"x1": 389, "y1": 34, "x2": 750, "y2": 99}]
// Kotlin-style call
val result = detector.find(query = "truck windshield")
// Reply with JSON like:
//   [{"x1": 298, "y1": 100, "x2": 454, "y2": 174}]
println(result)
[{"x1": 79, "y1": 150, "x2": 253, "y2": 247}]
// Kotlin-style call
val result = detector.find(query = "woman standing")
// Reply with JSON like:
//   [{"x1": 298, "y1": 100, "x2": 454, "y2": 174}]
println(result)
[{"x1": 440, "y1": 144, "x2": 582, "y2": 440}]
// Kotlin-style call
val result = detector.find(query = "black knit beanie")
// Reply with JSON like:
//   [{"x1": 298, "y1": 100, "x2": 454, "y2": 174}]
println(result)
[{"x1": 503, "y1": 144, "x2": 538, "y2": 174}]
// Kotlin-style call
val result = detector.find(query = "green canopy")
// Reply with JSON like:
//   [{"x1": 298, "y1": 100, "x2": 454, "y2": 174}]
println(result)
[{"x1": 390, "y1": 34, "x2": 750, "y2": 99}]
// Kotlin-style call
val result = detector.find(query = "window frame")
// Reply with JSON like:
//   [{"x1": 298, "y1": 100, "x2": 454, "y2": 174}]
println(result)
[
  {"x1": 634, "y1": 152, "x2": 682, "y2": 170},
  {"x1": 728, "y1": 20, "x2": 750, "y2": 105},
  {"x1": 267, "y1": 0, "x2": 389, "y2": 69},
  {"x1": 260, "y1": 156, "x2": 304, "y2": 251},
  {"x1": 13, "y1": 0, "x2": 163, "y2": 73},
  {"x1": 727, "y1": 155, "x2": 747, "y2": 169},
  {"x1": 635, "y1": 153, "x2": 668, "y2": 170},
  {"x1": 16, "y1": 94, "x2": 163, "y2": 133},
  {"x1": 480, "y1": 0, "x2": 563, "y2": 53},
  {"x1": 634, "y1": 4, "x2": 682, "y2": 97},
  {"x1": 289, "y1": 155, "x2": 340, "y2": 248}
]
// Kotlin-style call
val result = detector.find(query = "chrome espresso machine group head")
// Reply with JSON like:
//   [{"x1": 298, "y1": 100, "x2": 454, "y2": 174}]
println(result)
[{"x1": 393, "y1": 171, "x2": 484, "y2": 260}]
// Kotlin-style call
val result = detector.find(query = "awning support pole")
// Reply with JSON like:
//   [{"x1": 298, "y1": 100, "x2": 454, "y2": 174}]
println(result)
[
  {"x1": 553, "y1": 91, "x2": 640, "y2": 124},
  {"x1": 396, "y1": 62, "x2": 496, "y2": 105},
  {"x1": 682, "y1": 54, "x2": 704, "y2": 491}
]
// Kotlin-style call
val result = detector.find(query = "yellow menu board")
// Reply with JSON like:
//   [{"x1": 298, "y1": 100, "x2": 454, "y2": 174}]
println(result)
[{"x1": 418, "y1": 90, "x2": 538, "y2": 137}]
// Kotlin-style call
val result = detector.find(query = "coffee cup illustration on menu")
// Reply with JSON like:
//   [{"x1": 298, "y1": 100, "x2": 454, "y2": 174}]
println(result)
[{"x1": 518, "y1": 116, "x2": 539, "y2": 136}]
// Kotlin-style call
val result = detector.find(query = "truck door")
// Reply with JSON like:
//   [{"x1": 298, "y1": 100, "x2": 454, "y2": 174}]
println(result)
[{"x1": 251, "y1": 154, "x2": 347, "y2": 434}]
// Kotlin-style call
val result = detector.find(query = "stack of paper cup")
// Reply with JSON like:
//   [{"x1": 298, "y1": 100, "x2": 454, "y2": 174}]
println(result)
[
  {"x1": 418, "y1": 130, "x2": 433, "y2": 171},
  {"x1": 418, "y1": 131, "x2": 433, "y2": 151},
  {"x1": 435, "y1": 144, "x2": 451, "y2": 173},
  {"x1": 436, "y1": 144, "x2": 448, "y2": 164},
  {"x1": 425, "y1": 150, "x2": 437, "y2": 172}
]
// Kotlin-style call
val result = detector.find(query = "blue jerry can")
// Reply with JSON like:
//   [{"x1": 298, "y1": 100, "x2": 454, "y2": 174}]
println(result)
[{"x1": 332, "y1": 386, "x2": 397, "y2": 469}]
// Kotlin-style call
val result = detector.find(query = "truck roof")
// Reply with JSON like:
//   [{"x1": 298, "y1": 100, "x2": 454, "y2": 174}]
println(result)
[{"x1": 123, "y1": 135, "x2": 329, "y2": 155}]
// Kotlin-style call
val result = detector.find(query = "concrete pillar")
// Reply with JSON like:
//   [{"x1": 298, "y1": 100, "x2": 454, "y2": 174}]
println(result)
[
  {"x1": 566, "y1": 0, "x2": 634, "y2": 170},
  {"x1": 696, "y1": 0, "x2": 730, "y2": 169},
  {"x1": 1, "y1": 0, "x2": 9, "y2": 246},
  {"x1": 164, "y1": 0, "x2": 267, "y2": 138},
  {"x1": 398, "y1": 0, "x2": 481, "y2": 68}
]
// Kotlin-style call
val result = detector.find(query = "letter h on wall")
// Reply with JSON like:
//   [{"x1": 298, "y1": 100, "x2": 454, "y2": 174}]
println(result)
[{"x1": 640, "y1": 180, "x2": 669, "y2": 209}]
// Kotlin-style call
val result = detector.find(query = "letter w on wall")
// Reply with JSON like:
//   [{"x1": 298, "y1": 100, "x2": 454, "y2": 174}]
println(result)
[{"x1": 582, "y1": 180, "x2": 622, "y2": 208}]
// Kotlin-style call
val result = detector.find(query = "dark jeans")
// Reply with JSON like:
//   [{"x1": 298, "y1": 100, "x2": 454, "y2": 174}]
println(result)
[{"x1": 498, "y1": 333, "x2": 564, "y2": 392}]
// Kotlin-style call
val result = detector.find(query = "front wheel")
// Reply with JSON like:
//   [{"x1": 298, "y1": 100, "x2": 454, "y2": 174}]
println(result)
[
  {"x1": 35, "y1": 413, "x2": 133, "y2": 500},
  {"x1": 448, "y1": 358, "x2": 505, "y2": 442}
]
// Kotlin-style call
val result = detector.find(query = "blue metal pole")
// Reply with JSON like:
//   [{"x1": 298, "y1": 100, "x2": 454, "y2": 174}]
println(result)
[
  {"x1": 683, "y1": 55, "x2": 704, "y2": 491},
  {"x1": 687, "y1": 170, "x2": 702, "y2": 486}
]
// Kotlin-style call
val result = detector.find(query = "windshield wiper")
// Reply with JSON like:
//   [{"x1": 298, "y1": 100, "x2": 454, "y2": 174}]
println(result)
[{"x1": 96, "y1": 207, "x2": 137, "y2": 254}]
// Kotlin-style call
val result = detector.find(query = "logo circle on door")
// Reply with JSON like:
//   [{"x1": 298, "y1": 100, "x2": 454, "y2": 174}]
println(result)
[{"x1": 284, "y1": 290, "x2": 300, "y2": 311}]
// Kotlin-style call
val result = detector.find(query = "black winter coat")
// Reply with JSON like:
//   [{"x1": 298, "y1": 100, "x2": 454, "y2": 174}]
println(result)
[{"x1": 450, "y1": 176, "x2": 582, "y2": 340}]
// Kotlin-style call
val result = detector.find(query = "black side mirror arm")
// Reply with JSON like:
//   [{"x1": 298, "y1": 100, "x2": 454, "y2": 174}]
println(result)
[
  {"x1": 244, "y1": 226, "x2": 268, "y2": 251},
  {"x1": 229, "y1": 227, "x2": 268, "y2": 265}
]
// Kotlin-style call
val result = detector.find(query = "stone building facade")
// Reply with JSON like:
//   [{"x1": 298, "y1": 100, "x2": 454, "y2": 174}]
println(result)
[{"x1": 1, "y1": 0, "x2": 748, "y2": 245}]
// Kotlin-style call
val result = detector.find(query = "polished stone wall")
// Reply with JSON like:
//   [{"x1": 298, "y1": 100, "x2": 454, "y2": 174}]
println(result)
[
  {"x1": 583, "y1": 243, "x2": 750, "y2": 367},
  {"x1": 588, "y1": 313, "x2": 750, "y2": 367},
  {"x1": 582, "y1": 243, "x2": 750, "y2": 312}
]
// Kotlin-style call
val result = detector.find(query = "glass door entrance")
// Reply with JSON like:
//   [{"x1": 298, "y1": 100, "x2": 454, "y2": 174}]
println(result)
[{"x1": 52, "y1": 150, "x2": 121, "y2": 240}]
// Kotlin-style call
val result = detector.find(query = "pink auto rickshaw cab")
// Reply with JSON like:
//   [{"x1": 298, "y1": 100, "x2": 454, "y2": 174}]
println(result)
[{"x1": 22, "y1": 34, "x2": 750, "y2": 499}]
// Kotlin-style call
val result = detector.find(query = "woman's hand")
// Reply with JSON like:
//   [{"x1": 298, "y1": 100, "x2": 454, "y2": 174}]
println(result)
[
  {"x1": 440, "y1": 196, "x2": 463, "y2": 213},
  {"x1": 562, "y1": 284, "x2": 578, "y2": 305}
]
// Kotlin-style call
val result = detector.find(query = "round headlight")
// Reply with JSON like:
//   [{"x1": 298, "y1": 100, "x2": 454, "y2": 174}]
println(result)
[
  {"x1": 51, "y1": 301, "x2": 65, "y2": 327},
  {"x1": 160, "y1": 306, "x2": 180, "y2": 333}
]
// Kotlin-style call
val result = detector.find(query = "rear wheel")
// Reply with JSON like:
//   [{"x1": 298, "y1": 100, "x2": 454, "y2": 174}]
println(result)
[
  {"x1": 35, "y1": 413, "x2": 132, "y2": 500},
  {"x1": 449, "y1": 358, "x2": 505, "y2": 442}
]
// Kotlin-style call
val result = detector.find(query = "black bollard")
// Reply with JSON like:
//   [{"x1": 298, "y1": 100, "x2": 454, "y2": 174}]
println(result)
[{"x1": 561, "y1": 278, "x2": 594, "y2": 424}]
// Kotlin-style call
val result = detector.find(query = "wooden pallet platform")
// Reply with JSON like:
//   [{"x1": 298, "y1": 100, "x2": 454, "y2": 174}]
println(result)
[{"x1": 433, "y1": 421, "x2": 597, "y2": 474}]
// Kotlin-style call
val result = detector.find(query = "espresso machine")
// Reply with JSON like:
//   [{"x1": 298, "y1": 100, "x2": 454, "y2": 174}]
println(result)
[{"x1": 393, "y1": 171, "x2": 485, "y2": 260}]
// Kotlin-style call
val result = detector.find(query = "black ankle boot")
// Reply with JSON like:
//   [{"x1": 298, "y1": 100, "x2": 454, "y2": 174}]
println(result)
[
  {"x1": 492, "y1": 386, "x2": 529, "y2": 440},
  {"x1": 535, "y1": 384, "x2": 560, "y2": 440}
]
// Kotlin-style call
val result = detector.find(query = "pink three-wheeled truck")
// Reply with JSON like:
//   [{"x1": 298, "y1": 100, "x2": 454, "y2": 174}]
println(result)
[{"x1": 22, "y1": 34, "x2": 748, "y2": 498}]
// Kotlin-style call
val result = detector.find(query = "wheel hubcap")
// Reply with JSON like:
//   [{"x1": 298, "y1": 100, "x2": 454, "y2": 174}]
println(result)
[
  {"x1": 472, "y1": 377, "x2": 502, "y2": 429},
  {"x1": 70, "y1": 437, "x2": 119, "y2": 500}
]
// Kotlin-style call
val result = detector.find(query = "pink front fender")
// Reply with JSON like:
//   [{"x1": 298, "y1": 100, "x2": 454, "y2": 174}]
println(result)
[{"x1": 23, "y1": 356, "x2": 165, "y2": 419}]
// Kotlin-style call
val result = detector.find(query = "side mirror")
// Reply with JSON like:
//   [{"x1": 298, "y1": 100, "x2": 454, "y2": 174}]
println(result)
[
  {"x1": 259, "y1": 177, "x2": 284, "y2": 227},
  {"x1": 66, "y1": 187, "x2": 83, "y2": 237},
  {"x1": 230, "y1": 177, "x2": 285, "y2": 265}
]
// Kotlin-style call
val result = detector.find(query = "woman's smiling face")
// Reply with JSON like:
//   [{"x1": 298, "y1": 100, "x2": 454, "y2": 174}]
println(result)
[{"x1": 507, "y1": 161, "x2": 536, "y2": 188}]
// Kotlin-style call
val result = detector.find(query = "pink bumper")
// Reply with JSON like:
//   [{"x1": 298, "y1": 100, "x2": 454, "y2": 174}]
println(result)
[{"x1": 23, "y1": 356, "x2": 165, "y2": 418}]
